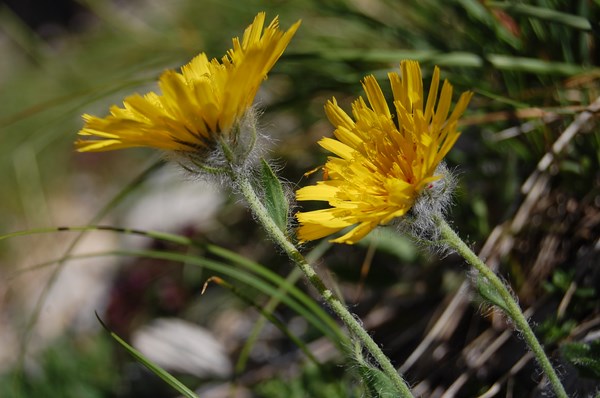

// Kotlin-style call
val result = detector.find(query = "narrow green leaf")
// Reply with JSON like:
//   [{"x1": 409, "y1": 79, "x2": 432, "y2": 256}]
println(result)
[
  {"x1": 488, "y1": 2, "x2": 593, "y2": 31},
  {"x1": 455, "y1": 0, "x2": 521, "y2": 49},
  {"x1": 304, "y1": 48, "x2": 592, "y2": 76},
  {"x1": 357, "y1": 365, "x2": 400, "y2": 398},
  {"x1": 359, "y1": 228, "x2": 417, "y2": 262},
  {"x1": 3, "y1": 225, "x2": 344, "y2": 344},
  {"x1": 205, "y1": 243, "x2": 337, "y2": 331},
  {"x1": 205, "y1": 276, "x2": 320, "y2": 367},
  {"x1": 14, "y1": 160, "x2": 163, "y2": 379},
  {"x1": 561, "y1": 340, "x2": 600, "y2": 379},
  {"x1": 236, "y1": 239, "x2": 336, "y2": 373},
  {"x1": 19, "y1": 247, "x2": 343, "y2": 347},
  {"x1": 486, "y1": 54, "x2": 585, "y2": 75},
  {"x1": 475, "y1": 274, "x2": 510, "y2": 313},
  {"x1": 95, "y1": 313, "x2": 199, "y2": 398},
  {"x1": 236, "y1": 267, "x2": 304, "y2": 373},
  {"x1": 259, "y1": 158, "x2": 289, "y2": 233}
]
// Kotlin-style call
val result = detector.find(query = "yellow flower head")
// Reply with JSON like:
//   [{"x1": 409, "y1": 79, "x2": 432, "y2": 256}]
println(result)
[
  {"x1": 76, "y1": 12, "x2": 301, "y2": 153},
  {"x1": 296, "y1": 60, "x2": 473, "y2": 244}
]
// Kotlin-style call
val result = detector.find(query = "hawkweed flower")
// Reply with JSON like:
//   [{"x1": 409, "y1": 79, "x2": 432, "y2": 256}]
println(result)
[
  {"x1": 75, "y1": 12, "x2": 300, "y2": 168},
  {"x1": 296, "y1": 60, "x2": 473, "y2": 244}
]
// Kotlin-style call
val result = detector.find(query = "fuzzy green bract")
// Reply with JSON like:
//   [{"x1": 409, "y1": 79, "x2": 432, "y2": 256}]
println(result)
[{"x1": 259, "y1": 158, "x2": 290, "y2": 234}]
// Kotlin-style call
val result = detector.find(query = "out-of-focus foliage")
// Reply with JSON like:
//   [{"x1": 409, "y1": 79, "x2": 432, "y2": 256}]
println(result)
[
  {"x1": 1, "y1": 0, "x2": 599, "y2": 396},
  {"x1": 0, "y1": 334, "x2": 118, "y2": 398}
]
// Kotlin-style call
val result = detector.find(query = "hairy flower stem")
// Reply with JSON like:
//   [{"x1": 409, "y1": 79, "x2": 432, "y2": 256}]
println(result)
[
  {"x1": 436, "y1": 216, "x2": 567, "y2": 398},
  {"x1": 233, "y1": 171, "x2": 414, "y2": 397}
]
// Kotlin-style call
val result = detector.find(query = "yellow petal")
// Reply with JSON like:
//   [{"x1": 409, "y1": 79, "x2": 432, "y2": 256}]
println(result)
[
  {"x1": 325, "y1": 98, "x2": 355, "y2": 130},
  {"x1": 296, "y1": 183, "x2": 340, "y2": 201},
  {"x1": 330, "y1": 221, "x2": 376, "y2": 244},
  {"x1": 296, "y1": 222, "x2": 344, "y2": 242},
  {"x1": 362, "y1": 75, "x2": 391, "y2": 119},
  {"x1": 318, "y1": 137, "x2": 356, "y2": 160},
  {"x1": 75, "y1": 13, "x2": 300, "y2": 153},
  {"x1": 295, "y1": 59, "x2": 472, "y2": 245}
]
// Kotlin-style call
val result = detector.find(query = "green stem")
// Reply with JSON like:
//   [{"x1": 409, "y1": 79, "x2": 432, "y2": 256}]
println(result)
[
  {"x1": 234, "y1": 172, "x2": 414, "y2": 397},
  {"x1": 436, "y1": 216, "x2": 567, "y2": 398}
]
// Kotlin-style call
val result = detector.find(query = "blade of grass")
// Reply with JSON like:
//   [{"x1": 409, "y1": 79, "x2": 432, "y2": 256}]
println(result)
[
  {"x1": 456, "y1": 0, "x2": 521, "y2": 49},
  {"x1": 204, "y1": 276, "x2": 320, "y2": 366},
  {"x1": 304, "y1": 49, "x2": 591, "y2": 76},
  {"x1": 6, "y1": 246, "x2": 343, "y2": 347},
  {"x1": 235, "y1": 239, "x2": 334, "y2": 373},
  {"x1": 205, "y1": 242, "x2": 343, "y2": 341},
  {"x1": 2, "y1": 224, "x2": 343, "y2": 344},
  {"x1": 95, "y1": 312, "x2": 199, "y2": 398},
  {"x1": 234, "y1": 267, "x2": 304, "y2": 373},
  {"x1": 487, "y1": 54, "x2": 586, "y2": 75},
  {"x1": 488, "y1": 2, "x2": 593, "y2": 31},
  {"x1": 14, "y1": 159, "x2": 163, "y2": 381}
]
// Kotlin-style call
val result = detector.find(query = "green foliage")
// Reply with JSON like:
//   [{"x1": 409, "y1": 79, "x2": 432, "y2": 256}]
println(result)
[
  {"x1": 357, "y1": 364, "x2": 401, "y2": 398},
  {"x1": 259, "y1": 158, "x2": 290, "y2": 234},
  {"x1": 2, "y1": 0, "x2": 599, "y2": 396},
  {"x1": 537, "y1": 317, "x2": 578, "y2": 346},
  {"x1": 475, "y1": 274, "x2": 510, "y2": 313},
  {"x1": 0, "y1": 334, "x2": 118, "y2": 398},
  {"x1": 96, "y1": 313, "x2": 199, "y2": 398},
  {"x1": 205, "y1": 275, "x2": 320, "y2": 366},
  {"x1": 561, "y1": 340, "x2": 600, "y2": 380},
  {"x1": 255, "y1": 363, "x2": 360, "y2": 398},
  {"x1": 488, "y1": 2, "x2": 593, "y2": 31},
  {"x1": 359, "y1": 228, "x2": 418, "y2": 263},
  {"x1": 539, "y1": 269, "x2": 597, "y2": 346},
  {"x1": 544, "y1": 270, "x2": 597, "y2": 305}
]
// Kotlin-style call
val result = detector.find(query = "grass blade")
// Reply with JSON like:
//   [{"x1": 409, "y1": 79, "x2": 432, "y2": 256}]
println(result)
[
  {"x1": 95, "y1": 313, "x2": 199, "y2": 398},
  {"x1": 488, "y1": 2, "x2": 593, "y2": 31}
]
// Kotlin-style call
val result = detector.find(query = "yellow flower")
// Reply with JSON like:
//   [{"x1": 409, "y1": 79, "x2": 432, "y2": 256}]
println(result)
[
  {"x1": 296, "y1": 60, "x2": 473, "y2": 244},
  {"x1": 76, "y1": 12, "x2": 301, "y2": 152}
]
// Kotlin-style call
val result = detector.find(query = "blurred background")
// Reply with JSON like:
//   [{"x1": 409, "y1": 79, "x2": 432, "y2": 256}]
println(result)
[{"x1": 0, "y1": 0, "x2": 599, "y2": 397}]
